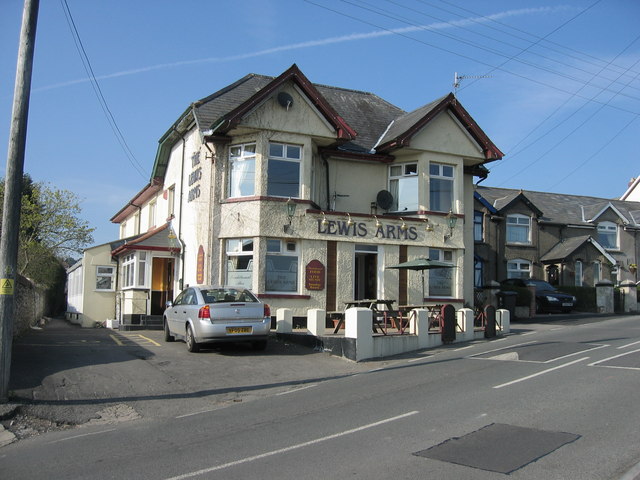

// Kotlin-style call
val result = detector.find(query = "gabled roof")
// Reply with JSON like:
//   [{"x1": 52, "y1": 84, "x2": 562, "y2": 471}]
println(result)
[
  {"x1": 540, "y1": 235, "x2": 616, "y2": 264},
  {"x1": 207, "y1": 64, "x2": 357, "y2": 142},
  {"x1": 374, "y1": 93, "x2": 503, "y2": 161},
  {"x1": 476, "y1": 185, "x2": 640, "y2": 227}
]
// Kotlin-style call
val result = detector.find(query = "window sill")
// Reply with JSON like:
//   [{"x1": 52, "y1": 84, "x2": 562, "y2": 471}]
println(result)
[{"x1": 257, "y1": 293, "x2": 311, "y2": 300}]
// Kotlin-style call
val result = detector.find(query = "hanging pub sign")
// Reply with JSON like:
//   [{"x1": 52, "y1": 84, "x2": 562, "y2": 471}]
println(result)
[{"x1": 305, "y1": 260, "x2": 325, "y2": 291}]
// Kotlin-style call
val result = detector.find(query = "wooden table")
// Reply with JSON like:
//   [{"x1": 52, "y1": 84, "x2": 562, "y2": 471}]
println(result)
[{"x1": 333, "y1": 299, "x2": 397, "y2": 334}]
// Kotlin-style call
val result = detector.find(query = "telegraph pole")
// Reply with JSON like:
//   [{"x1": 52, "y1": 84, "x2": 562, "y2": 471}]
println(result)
[{"x1": 0, "y1": 0, "x2": 40, "y2": 402}]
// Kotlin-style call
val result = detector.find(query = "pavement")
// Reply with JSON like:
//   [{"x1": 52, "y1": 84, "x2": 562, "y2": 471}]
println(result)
[
  {"x1": 0, "y1": 316, "x2": 373, "y2": 445},
  {"x1": 0, "y1": 310, "x2": 621, "y2": 446}
]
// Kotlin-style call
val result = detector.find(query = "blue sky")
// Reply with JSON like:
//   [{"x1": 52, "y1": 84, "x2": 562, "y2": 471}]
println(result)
[{"x1": 2, "y1": 0, "x2": 639, "y2": 247}]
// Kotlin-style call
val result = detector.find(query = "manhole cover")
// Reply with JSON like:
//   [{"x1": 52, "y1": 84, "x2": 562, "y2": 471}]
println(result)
[{"x1": 414, "y1": 423, "x2": 580, "y2": 474}]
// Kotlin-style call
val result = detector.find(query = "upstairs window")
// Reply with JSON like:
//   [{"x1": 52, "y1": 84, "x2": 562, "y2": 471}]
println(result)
[
  {"x1": 389, "y1": 163, "x2": 418, "y2": 212},
  {"x1": 429, "y1": 163, "x2": 454, "y2": 212},
  {"x1": 228, "y1": 143, "x2": 256, "y2": 198},
  {"x1": 506, "y1": 214, "x2": 531, "y2": 244},
  {"x1": 474, "y1": 211, "x2": 484, "y2": 242},
  {"x1": 268, "y1": 143, "x2": 301, "y2": 198},
  {"x1": 597, "y1": 221, "x2": 618, "y2": 249}
]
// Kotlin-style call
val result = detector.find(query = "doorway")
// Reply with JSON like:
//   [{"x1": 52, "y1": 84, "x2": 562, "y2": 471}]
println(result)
[
  {"x1": 354, "y1": 245, "x2": 378, "y2": 300},
  {"x1": 151, "y1": 257, "x2": 174, "y2": 315}
]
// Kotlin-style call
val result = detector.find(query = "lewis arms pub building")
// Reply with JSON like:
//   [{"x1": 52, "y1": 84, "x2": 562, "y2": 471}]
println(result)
[{"x1": 70, "y1": 64, "x2": 503, "y2": 328}]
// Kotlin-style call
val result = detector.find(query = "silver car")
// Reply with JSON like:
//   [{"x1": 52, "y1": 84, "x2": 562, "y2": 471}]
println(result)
[{"x1": 163, "y1": 286, "x2": 271, "y2": 352}]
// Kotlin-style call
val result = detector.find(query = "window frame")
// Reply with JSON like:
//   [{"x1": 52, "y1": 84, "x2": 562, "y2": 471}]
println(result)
[
  {"x1": 506, "y1": 214, "x2": 532, "y2": 245},
  {"x1": 575, "y1": 260, "x2": 583, "y2": 287},
  {"x1": 474, "y1": 210, "x2": 484, "y2": 242},
  {"x1": 228, "y1": 143, "x2": 257, "y2": 198},
  {"x1": 429, "y1": 162, "x2": 454, "y2": 213},
  {"x1": 267, "y1": 142, "x2": 302, "y2": 198},
  {"x1": 225, "y1": 238, "x2": 254, "y2": 289},
  {"x1": 388, "y1": 162, "x2": 418, "y2": 212},
  {"x1": 95, "y1": 265, "x2": 115, "y2": 292},
  {"x1": 428, "y1": 248, "x2": 454, "y2": 297},
  {"x1": 597, "y1": 221, "x2": 618, "y2": 250},
  {"x1": 121, "y1": 252, "x2": 148, "y2": 289},
  {"x1": 507, "y1": 258, "x2": 531, "y2": 279},
  {"x1": 265, "y1": 239, "x2": 299, "y2": 294}
]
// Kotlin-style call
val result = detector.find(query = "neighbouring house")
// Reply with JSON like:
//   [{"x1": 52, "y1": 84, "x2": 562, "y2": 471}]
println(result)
[
  {"x1": 621, "y1": 176, "x2": 640, "y2": 201},
  {"x1": 97, "y1": 63, "x2": 502, "y2": 328},
  {"x1": 66, "y1": 241, "x2": 120, "y2": 327},
  {"x1": 474, "y1": 185, "x2": 640, "y2": 287}
]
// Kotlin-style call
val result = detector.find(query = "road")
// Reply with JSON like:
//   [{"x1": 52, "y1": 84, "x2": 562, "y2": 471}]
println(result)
[{"x1": 2, "y1": 314, "x2": 640, "y2": 479}]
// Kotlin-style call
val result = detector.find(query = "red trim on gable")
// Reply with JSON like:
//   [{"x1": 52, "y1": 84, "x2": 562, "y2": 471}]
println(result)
[{"x1": 212, "y1": 64, "x2": 357, "y2": 142}]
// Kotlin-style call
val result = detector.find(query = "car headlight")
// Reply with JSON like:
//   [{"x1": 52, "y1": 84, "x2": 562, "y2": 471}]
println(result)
[{"x1": 546, "y1": 296, "x2": 560, "y2": 302}]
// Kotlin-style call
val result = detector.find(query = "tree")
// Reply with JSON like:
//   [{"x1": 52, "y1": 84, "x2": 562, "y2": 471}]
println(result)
[{"x1": 0, "y1": 174, "x2": 94, "y2": 285}]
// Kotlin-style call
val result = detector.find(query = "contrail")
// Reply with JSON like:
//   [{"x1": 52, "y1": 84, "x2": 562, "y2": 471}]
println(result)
[{"x1": 33, "y1": 7, "x2": 564, "y2": 92}]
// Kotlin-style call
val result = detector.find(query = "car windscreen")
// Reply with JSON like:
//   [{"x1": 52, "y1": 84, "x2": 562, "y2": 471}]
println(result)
[
  {"x1": 528, "y1": 280, "x2": 556, "y2": 291},
  {"x1": 201, "y1": 288, "x2": 258, "y2": 303}
]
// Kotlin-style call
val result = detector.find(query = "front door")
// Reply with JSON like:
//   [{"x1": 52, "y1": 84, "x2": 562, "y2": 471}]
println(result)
[
  {"x1": 354, "y1": 245, "x2": 378, "y2": 300},
  {"x1": 151, "y1": 257, "x2": 174, "y2": 315}
]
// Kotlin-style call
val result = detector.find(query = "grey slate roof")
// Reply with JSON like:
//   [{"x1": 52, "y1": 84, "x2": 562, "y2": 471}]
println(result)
[
  {"x1": 192, "y1": 73, "x2": 406, "y2": 154},
  {"x1": 476, "y1": 186, "x2": 640, "y2": 227},
  {"x1": 540, "y1": 235, "x2": 592, "y2": 262}
]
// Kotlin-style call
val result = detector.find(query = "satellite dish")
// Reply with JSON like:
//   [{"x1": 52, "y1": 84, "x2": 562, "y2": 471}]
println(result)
[
  {"x1": 376, "y1": 190, "x2": 393, "y2": 210},
  {"x1": 277, "y1": 92, "x2": 293, "y2": 109}
]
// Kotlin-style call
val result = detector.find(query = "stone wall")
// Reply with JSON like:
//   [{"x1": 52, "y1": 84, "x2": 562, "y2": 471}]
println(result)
[{"x1": 13, "y1": 275, "x2": 47, "y2": 336}]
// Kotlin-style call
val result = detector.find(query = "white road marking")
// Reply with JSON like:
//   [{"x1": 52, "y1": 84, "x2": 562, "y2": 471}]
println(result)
[
  {"x1": 617, "y1": 340, "x2": 640, "y2": 350},
  {"x1": 47, "y1": 428, "x2": 116, "y2": 444},
  {"x1": 493, "y1": 357, "x2": 589, "y2": 389},
  {"x1": 589, "y1": 348, "x2": 640, "y2": 369},
  {"x1": 163, "y1": 411, "x2": 419, "y2": 480},
  {"x1": 276, "y1": 384, "x2": 317, "y2": 396}
]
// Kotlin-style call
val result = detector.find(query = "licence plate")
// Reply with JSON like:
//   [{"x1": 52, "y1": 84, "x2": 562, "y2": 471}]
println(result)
[
  {"x1": 226, "y1": 326, "x2": 252, "y2": 334},
  {"x1": 562, "y1": 303, "x2": 572, "y2": 307}
]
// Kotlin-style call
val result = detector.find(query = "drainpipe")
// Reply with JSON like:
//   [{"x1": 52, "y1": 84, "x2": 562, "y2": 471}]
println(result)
[
  {"x1": 322, "y1": 153, "x2": 331, "y2": 211},
  {"x1": 177, "y1": 128, "x2": 186, "y2": 290}
]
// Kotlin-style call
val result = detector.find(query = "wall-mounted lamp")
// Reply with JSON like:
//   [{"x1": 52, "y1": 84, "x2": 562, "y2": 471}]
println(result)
[
  {"x1": 347, "y1": 213, "x2": 354, "y2": 227},
  {"x1": 374, "y1": 215, "x2": 382, "y2": 228},
  {"x1": 400, "y1": 217, "x2": 407, "y2": 232},
  {"x1": 424, "y1": 219, "x2": 434, "y2": 232},
  {"x1": 321, "y1": 212, "x2": 329, "y2": 227},
  {"x1": 444, "y1": 210, "x2": 458, "y2": 241},
  {"x1": 283, "y1": 197, "x2": 297, "y2": 233},
  {"x1": 167, "y1": 226, "x2": 179, "y2": 254}
]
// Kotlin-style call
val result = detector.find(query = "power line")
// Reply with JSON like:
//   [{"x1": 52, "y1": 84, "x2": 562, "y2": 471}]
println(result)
[
  {"x1": 59, "y1": 0, "x2": 148, "y2": 179},
  {"x1": 305, "y1": 0, "x2": 640, "y2": 116}
]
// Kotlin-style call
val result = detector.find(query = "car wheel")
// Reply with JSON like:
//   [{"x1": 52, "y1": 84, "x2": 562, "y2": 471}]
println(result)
[
  {"x1": 252, "y1": 340, "x2": 267, "y2": 351},
  {"x1": 164, "y1": 319, "x2": 175, "y2": 342},
  {"x1": 186, "y1": 324, "x2": 200, "y2": 353}
]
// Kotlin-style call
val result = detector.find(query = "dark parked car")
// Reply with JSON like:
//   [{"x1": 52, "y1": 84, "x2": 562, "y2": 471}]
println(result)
[{"x1": 500, "y1": 278, "x2": 577, "y2": 313}]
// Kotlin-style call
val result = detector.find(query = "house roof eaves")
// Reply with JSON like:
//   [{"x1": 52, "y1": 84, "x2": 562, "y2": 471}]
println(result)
[{"x1": 110, "y1": 179, "x2": 163, "y2": 223}]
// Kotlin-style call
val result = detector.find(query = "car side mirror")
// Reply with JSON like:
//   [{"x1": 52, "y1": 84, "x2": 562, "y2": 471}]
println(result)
[{"x1": 165, "y1": 301, "x2": 173, "y2": 308}]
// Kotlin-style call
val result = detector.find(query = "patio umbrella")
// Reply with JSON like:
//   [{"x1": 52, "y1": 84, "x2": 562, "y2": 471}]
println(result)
[{"x1": 387, "y1": 258, "x2": 455, "y2": 298}]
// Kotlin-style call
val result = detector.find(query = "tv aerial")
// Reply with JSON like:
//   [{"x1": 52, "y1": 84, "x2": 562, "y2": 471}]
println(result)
[{"x1": 453, "y1": 72, "x2": 491, "y2": 97}]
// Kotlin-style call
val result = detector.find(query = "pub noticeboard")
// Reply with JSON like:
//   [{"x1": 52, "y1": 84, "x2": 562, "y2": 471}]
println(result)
[{"x1": 305, "y1": 260, "x2": 325, "y2": 291}]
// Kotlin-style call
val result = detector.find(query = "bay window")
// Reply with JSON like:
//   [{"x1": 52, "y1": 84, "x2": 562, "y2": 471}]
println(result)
[
  {"x1": 228, "y1": 143, "x2": 256, "y2": 198},
  {"x1": 389, "y1": 163, "x2": 418, "y2": 212},
  {"x1": 226, "y1": 239, "x2": 254, "y2": 289},
  {"x1": 429, "y1": 163, "x2": 454, "y2": 212},
  {"x1": 122, "y1": 252, "x2": 148, "y2": 288},
  {"x1": 266, "y1": 239, "x2": 298, "y2": 293},
  {"x1": 267, "y1": 143, "x2": 301, "y2": 198},
  {"x1": 428, "y1": 248, "x2": 454, "y2": 297}
]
